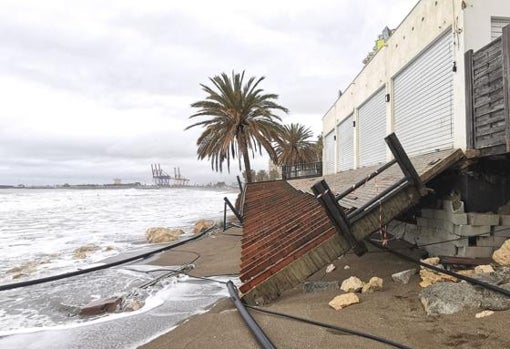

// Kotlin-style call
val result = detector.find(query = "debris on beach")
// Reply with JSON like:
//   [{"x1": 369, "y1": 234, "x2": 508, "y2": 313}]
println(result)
[
  {"x1": 303, "y1": 281, "x2": 339, "y2": 293},
  {"x1": 328, "y1": 293, "x2": 360, "y2": 310},
  {"x1": 73, "y1": 244, "x2": 100, "y2": 259},
  {"x1": 493, "y1": 239, "x2": 510, "y2": 266},
  {"x1": 192, "y1": 219, "x2": 215, "y2": 234},
  {"x1": 476, "y1": 310, "x2": 495, "y2": 318},
  {"x1": 325, "y1": 263, "x2": 336, "y2": 273},
  {"x1": 361, "y1": 277, "x2": 383, "y2": 294},
  {"x1": 340, "y1": 276, "x2": 364, "y2": 293},
  {"x1": 419, "y1": 268, "x2": 457, "y2": 287},
  {"x1": 7, "y1": 258, "x2": 51, "y2": 278},
  {"x1": 145, "y1": 227, "x2": 183, "y2": 243},
  {"x1": 79, "y1": 296, "x2": 122, "y2": 316},
  {"x1": 392, "y1": 268, "x2": 417, "y2": 285}
]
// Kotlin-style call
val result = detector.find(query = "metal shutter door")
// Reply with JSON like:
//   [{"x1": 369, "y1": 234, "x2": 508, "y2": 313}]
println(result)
[
  {"x1": 491, "y1": 17, "x2": 510, "y2": 40},
  {"x1": 337, "y1": 115, "x2": 354, "y2": 171},
  {"x1": 358, "y1": 87, "x2": 386, "y2": 167},
  {"x1": 324, "y1": 130, "x2": 335, "y2": 174},
  {"x1": 394, "y1": 31, "x2": 453, "y2": 156}
]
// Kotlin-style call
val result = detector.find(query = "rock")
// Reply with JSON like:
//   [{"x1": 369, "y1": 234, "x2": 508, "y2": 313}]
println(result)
[
  {"x1": 475, "y1": 310, "x2": 495, "y2": 318},
  {"x1": 73, "y1": 244, "x2": 100, "y2": 259},
  {"x1": 145, "y1": 227, "x2": 184, "y2": 243},
  {"x1": 419, "y1": 269, "x2": 457, "y2": 288},
  {"x1": 478, "y1": 283, "x2": 510, "y2": 311},
  {"x1": 328, "y1": 293, "x2": 360, "y2": 310},
  {"x1": 362, "y1": 277, "x2": 383, "y2": 293},
  {"x1": 344, "y1": 265, "x2": 351, "y2": 270},
  {"x1": 303, "y1": 281, "x2": 339, "y2": 293},
  {"x1": 392, "y1": 268, "x2": 417, "y2": 285},
  {"x1": 80, "y1": 296, "x2": 122, "y2": 316},
  {"x1": 123, "y1": 299, "x2": 145, "y2": 312},
  {"x1": 456, "y1": 269, "x2": 476, "y2": 277},
  {"x1": 419, "y1": 282, "x2": 482, "y2": 315},
  {"x1": 326, "y1": 264, "x2": 336, "y2": 273},
  {"x1": 192, "y1": 219, "x2": 215, "y2": 234},
  {"x1": 340, "y1": 276, "x2": 364, "y2": 293},
  {"x1": 474, "y1": 264, "x2": 495, "y2": 274},
  {"x1": 421, "y1": 257, "x2": 440, "y2": 266},
  {"x1": 493, "y1": 239, "x2": 510, "y2": 266}
]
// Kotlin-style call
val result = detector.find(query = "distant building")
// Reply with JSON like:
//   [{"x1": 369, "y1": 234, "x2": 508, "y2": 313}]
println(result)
[{"x1": 113, "y1": 178, "x2": 122, "y2": 185}]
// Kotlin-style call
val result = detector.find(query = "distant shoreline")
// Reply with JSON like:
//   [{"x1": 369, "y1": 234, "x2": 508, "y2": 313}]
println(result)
[{"x1": 0, "y1": 184, "x2": 239, "y2": 191}]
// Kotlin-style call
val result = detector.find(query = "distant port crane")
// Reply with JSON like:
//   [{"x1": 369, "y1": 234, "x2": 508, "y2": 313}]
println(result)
[{"x1": 151, "y1": 164, "x2": 190, "y2": 186}]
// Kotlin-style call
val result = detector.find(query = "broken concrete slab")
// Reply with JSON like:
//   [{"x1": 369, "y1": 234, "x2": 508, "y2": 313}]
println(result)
[{"x1": 467, "y1": 213, "x2": 500, "y2": 226}]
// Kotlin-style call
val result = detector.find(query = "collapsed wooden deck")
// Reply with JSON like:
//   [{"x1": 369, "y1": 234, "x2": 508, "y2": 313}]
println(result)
[{"x1": 239, "y1": 147, "x2": 465, "y2": 305}]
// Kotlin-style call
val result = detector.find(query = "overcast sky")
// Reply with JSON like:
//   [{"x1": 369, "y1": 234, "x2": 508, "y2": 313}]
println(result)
[{"x1": 0, "y1": 0, "x2": 416, "y2": 186}]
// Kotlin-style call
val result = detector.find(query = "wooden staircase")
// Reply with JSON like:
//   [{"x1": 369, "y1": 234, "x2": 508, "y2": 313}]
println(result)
[{"x1": 239, "y1": 134, "x2": 465, "y2": 305}]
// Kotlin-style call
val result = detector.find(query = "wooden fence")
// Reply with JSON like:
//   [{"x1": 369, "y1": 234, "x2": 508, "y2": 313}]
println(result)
[{"x1": 465, "y1": 25, "x2": 510, "y2": 156}]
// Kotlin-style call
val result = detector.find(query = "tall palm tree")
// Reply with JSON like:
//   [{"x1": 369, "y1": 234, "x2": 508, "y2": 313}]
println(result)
[
  {"x1": 186, "y1": 71, "x2": 288, "y2": 183},
  {"x1": 275, "y1": 123, "x2": 318, "y2": 166}
]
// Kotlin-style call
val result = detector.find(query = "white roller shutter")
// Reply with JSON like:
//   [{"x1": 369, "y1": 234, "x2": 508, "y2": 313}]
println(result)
[
  {"x1": 491, "y1": 17, "x2": 510, "y2": 40},
  {"x1": 358, "y1": 87, "x2": 386, "y2": 167},
  {"x1": 394, "y1": 31, "x2": 453, "y2": 156},
  {"x1": 324, "y1": 130, "x2": 335, "y2": 175},
  {"x1": 337, "y1": 115, "x2": 354, "y2": 171}
]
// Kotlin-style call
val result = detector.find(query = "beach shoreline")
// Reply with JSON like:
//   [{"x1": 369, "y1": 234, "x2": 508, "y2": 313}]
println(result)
[{"x1": 139, "y1": 227, "x2": 510, "y2": 349}]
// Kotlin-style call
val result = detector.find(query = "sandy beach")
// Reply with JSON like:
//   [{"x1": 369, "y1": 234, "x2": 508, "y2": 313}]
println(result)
[{"x1": 140, "y1": 227, "x2": 510, "y2": 349}]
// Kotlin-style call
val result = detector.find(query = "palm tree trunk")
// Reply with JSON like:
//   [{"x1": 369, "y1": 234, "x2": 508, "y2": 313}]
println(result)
[{"x1": 239, "y1": 133, "x2": 253, "y2": 183}]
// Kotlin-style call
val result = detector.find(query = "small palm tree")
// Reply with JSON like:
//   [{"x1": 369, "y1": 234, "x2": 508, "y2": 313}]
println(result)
[
  {"x1": 186, "y1": 71, "x2": 288, "y2": 183},
  {"x1": 275, "y1": 123, "x2": 318, "y2": 166}
]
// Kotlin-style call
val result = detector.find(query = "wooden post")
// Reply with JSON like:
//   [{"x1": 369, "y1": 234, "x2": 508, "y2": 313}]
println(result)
[
  {"x1": 311, "y1": 180, "x2": 367, "y2": 256},
  {"x1": 384, "y1": 133, "x2": 424, "y2": 192},
  {"x1": 464, "y1": 49, "x2": 475, "y2": 150},
  {"x1": 502, "y1": 25, "x2": 510, "y2": 152}
]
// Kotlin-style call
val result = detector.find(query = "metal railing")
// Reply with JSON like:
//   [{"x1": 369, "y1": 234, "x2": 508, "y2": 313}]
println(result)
[
  {"x1": 223, "y1": 176, "x2": 245, "y2": 231},
  {"x1": 311, "y1": 133, "x2": 424, "y2": 256},
  {"x1": 282, "y1": 161, "x2": 322, "y2": 180}
]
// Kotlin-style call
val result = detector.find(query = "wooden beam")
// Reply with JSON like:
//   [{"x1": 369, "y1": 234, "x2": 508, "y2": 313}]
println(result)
[
  {"x1": 502, "y1": 25, "x2": 510, "y2": 152},
  {"x1": 465, "y1": 49, "x2": 475, "y2": 150}
]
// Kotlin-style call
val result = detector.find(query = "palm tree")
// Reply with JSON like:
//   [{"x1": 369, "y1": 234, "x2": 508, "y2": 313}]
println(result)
[
  {"x1": 275, "y1": 123, "x2": 318, "y2": 166},
  {"x1": 186, "y1": 71, "x2": 288, "y2": 183}
]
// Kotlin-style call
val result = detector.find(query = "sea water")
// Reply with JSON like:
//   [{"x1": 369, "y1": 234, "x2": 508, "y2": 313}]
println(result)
[{"x1": 0, "y1": 187, "x2": 239, "y2": 348}]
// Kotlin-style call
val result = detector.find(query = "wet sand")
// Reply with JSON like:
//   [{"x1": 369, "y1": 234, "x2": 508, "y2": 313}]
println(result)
[{"x1": 140, "y1": 227, "x2": 510, "y2": 349}]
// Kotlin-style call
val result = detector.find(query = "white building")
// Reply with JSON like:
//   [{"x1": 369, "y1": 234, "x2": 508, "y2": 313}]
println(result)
[{"x1": 323, "y1": 0, "x2": 510, "y2": 174}]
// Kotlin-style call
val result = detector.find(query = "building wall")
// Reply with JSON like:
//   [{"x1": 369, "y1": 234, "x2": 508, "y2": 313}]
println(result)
[{"x1": 322, "y1": 0, "x2": 510, "y2": 174}]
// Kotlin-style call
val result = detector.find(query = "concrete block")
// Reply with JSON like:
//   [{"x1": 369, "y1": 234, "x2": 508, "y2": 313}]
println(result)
[
  {"x1": 443, "y1": 199, "x2": 465, "y2": 214},
  {"x1": 476, "y1": 235, "x2": 507, "y2": 248},
  {"x1": 500, "y1": 215, "x2": 510, "y2": 226},
  {"x1": 467, "y1": 213, "x2": 500, "y2": 226},
  {"x1": 420, "y1": 209, "x2": 437, "y2": 219},
  {"x1": 457, "y1": 246, "x2": 494, "y2": 258},
  {"x1": 454, "y1": 225, "x2": 491, "y2": 237},
  {"x1": 426, "y1": 242, "x2": 458, "y2": 257},
  {"x1": 421, "y1": 208, "x2": 467, "y2": 225},
  {"x1": 416, "y1": 217, "x2": 430, "y2": 227},
  {"x1": 492, "y1": 226, "x2": 510, "y2": 238}
]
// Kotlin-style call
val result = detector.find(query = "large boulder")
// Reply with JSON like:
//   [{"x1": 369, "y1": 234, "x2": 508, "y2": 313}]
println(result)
[
  {"x1": 493, "y1": 239, "x2": 510, "y2": 266},
  {"x1": 145, "y1": 227, "x2": 183, "y2": 243},
  {"x1": 80, "y1": 296, "x2": 122, "y2": 316},
  {"x1": 419, "y1": 282, "x2": 482, "y2": 315},
  {"x1": 192, "y1": 219, "x2": 215, "y2": 234}
]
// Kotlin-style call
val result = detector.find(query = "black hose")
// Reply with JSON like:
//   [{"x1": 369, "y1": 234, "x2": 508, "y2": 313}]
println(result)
[
  {"x1": 0, "y1": 226, "x2": 217, "y2": 291},
  {"x1": 226, "y1": 281, "x2": 276, "y2": 349},
  {"x1": 367, "y1": 239, "x2": 510, "y2": 297},
  {"x1": 245, "y1": 305, "x2": 412, "y2": 349}
]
